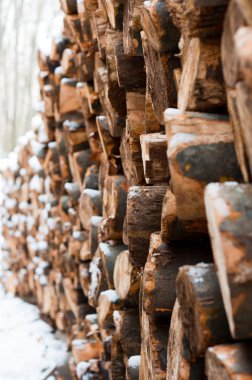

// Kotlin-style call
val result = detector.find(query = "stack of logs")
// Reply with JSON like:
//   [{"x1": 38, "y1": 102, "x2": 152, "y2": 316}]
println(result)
[{"x1": 1, "y1": 0, "x2": 252, "y2": 379}]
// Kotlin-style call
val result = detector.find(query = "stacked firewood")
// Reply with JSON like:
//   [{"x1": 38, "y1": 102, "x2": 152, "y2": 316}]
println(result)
[{"x1": 1, "y1": 0, "x2": 252, "y2": 379}]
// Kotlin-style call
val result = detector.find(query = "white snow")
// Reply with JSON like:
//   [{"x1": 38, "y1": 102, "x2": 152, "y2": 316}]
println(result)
[
  {"x1": 99, "y1": 242, "x2": 111, "y2": 256},
  {"x1": 100, "y1": 290, "x2": 119, "y2": 303},
  {"x1": 213, "y1": 198, "x2": 230, "y2": 218},
  {"x1": 205, "y1": 183, "x2": 232, "y2": 218},
  {"x1": 28, "y1": 156, "x2": 42, "y2": 174},
  {"x1": 76, "y1": 361, "x2": 90, "y2": 379},
  {"x1": 128, "y1": 355, "x2": 140, "y2": 368},
  {"x1": 83, "y1": 189, "x2": 100, "y2": 199},
  {"x1": 88, "y1": 258, "x2": 100, "y2": 298},
  {"x1": 72, "y1": 231, "x2": 86, "y2": 241},
  {"x1": 91, "y1": 216, "x2": 103, "y2": 227},
  {"x1": 169, "y1": 133, "x2": 196, "y2": 150},
  {"x1": 0, "y1": 291, "x2": 69, "y2": 380},
  {"x1": 30, "y1": 175, "x2": 43, "y2": 192},
  {"x1": 85, "y1": 314, "x2": 98, "y2": 323},
  {"x1": 47, "y1": 218, "x2": 56, "y2": 231},
  {"x1": 224, "y1": 181, "x2": 239, "y2": 187},
  {"x1": 113, "y1": 310, "x2": 121, "y2": 324},
  {"x1": 164, "y1": 108, "x2": 183, "y2": 120},
  {"x1": 37, "y1": 241, "x2": 48, "y2": 252}
]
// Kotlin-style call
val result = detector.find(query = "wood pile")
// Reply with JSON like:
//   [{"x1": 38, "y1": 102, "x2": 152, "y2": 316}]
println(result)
[{"x1": 1, "y1": 0, "x2": 252, "y2": 379}]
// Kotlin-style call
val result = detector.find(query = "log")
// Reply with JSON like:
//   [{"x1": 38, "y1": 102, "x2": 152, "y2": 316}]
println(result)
[
  {"x1": 103, "y1": 0, "x2": 124, "y2": 30},
  {"x1": 63, "y1": 277, "x2": 94, "y2": 320},
  {"x1": 142, "y1": 232, "x2": 212, "y2": 317},
  {"x1": 83, "y1": 165, "x2": 99, "y2": 190},
  {"x1": 111, "y1": 334, "x2": 126, "y2": 380},
  {"x1": 79, "y1": 263, "x2": 91, "y2": 297},
  {"x1": 99, "y1": 242, "x2": 127, "y2": 289},
  {"x1": 94, "y1": 62, "x2": 126, "y2": 137},
  {"x1": 221, "y1": 0, "x2": 252, "y2": 89},
  {"x1": 96, "y1": 115, "x2": 121, "y2": 166},
  {"x1": 105, "y1": 30, "x2": 126, "y2": 116},
  {"x1": 234, "y1": 43, "x2": 252, "y2": 173},
  {"x1": 98, "y1": 215, "x2": 124, "y2": 242},
  {"x1": 206, "y1": 342, "x2": 252, "y2": 380},
  {"x1": 61, "y1": 48, "x2": 77, "y2": 77},
  {"x1": 93, "y1": 5, "x2": 109, "y2": 60},
  {"x1": 83, "y1": 313, "x2": 99, "y2": 339},
  {"x1": 161, "y1": 188, "x2": 209, "y2": 242},
  {"x1": 69, "y1": 148, "x2": 87, "y2": 184},
  {"x1": 126, "y1": 185, "x2": 166, "y2": 266},
  {"x1": 205, "y1": 182, "x2": 252, "y2": 340},
  {"x1": 72, "y1": 338, "x2": 103, "y2": 363},
  {"x1": 59, "y1": 78, "x2": 81, "y2": 115},
  {"x1": 79, "y1": 189, "x2": 102, "y2": 231},
  {"x1": 42, "y1": 85, "x2": 55, "y2": 118},
  {"x1": 226, "y1": 86, "x2": 250, "y2": 182},
  {"x1": 76, "y1": 360, "x2": 110, "y2": 380},
  {"x1": 77, "y1": 0, "x2": 98, "y2": 13},
  {"x1": 102, "y1": 175, "x2": 128, "y2": 236},
  {"x1": 144, "y1": 83, "x2": 161, "y2": 134},
  {"x1": 78, "y1": 8, "x2": 94, "y2": 44},
  {"x1": 77, "y1": 82, "x2": 101, "y2": 120},
  {"x1": 45, "y1": 142, "x2": 62, "y2": 187},
  {"x1": 114, "y1": 250, "x2": 141, "y2": 307},
  {"x1": 50, "y1": 35, "x2": 71, "y2": 62},
  {"x1": 141, "y1": 31, "x2": 179, "y2": 125},
  {"x1": 176, "y1": 263, "x2": 232, "y2": 358},
  {"x1": 88, "y1": 254, "x2": 108, "y2": 308},
  {"x1": 166, "y1": 299, "x2": 206, "y2": 380},
  {"x1": 97, "y1": 290, "x2": 123, "y2": 331},
  {"x1": 178, "y1": 38, "x2": 226, "y2": 112},
  {"x1": 141, "y1": 0, "x2": 180, "y2": 52},
  {"x1": 140, "y1": 132, "x2": 169, "y2": 184},
  {"x1": 123, "y1": 0, "x2": 143, "y2": 56},
  {"x1": 120, "y1": 127, "x2": 145, "y2": 186},
  {"x1": 89, "y1": 216, "x2": 103, "y2": 256},
  {"x1": 69, "y1": 230, "x2": 87, "y2": 259},
  {"x1": 60, "y1": 0, "x2": 78, "y2": 15},
  {"x1": 79, "y1": 238, "x2": 92, "y2": 262},
  {"x1": 139, "y1": 345, "x2": 148, "y2": 380},
  {"x1": 85, "y1": 118, "x2": 102, "y2": 157},
  {"x1": 63, "y1": 120, "x2": 88, "y2": 153},
  {"x1": 113, "y1": 309, "x2": 141, "y2": 358},
  {"x1": 65, "y1": 14, "x2": 93, "y2": 53},
  {"x1": 126, "y1": 91, "x2": 146, "y2": 138},
  {"x1": 76, "y1": 52, "x2": 95, "y2": 82},
  {"x1": 126, "y1": 356, "x2": 140, "y2": 380},
  {"x1": 165, "y1": 108, "x2": 242, "y2": 234},
  {"x1": 114, "y1": 39, "x2": 146, "y2": 90},
  {"x1": 141, "y1": 311, "x2": 170, "y2": 379},
  {"x1": 166, "y1": 0, "x2": 228, "y2": 38},
  {"x1": 119, "y1": 92, "x2": 146, "y2": 185},
  {"x1": 221, "y1": 1, "x2": 252, "y2": 181},
  {"x1": 65, "y1": 182, "x2": 81, "y2": 202}
]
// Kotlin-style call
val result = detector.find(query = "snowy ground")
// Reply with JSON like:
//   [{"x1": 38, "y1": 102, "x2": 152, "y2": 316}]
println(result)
[{"x1": 0, "y1": 288, "x2": 71, "y2": 380}]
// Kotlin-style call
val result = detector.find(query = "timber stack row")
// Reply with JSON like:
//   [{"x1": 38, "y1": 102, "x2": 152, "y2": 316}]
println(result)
[{"x1": 1, "y1": 0, "x2": 252, "y2": 379}]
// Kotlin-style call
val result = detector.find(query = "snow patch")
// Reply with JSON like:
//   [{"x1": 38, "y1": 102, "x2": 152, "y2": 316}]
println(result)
[{"x1": 128, "y1": 355, "x2": 141, "y2": 368}]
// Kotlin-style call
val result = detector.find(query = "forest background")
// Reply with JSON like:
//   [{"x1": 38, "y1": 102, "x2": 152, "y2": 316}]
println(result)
[{"x1": 0, "y1": 0, "x2": 60, "y2": 156}]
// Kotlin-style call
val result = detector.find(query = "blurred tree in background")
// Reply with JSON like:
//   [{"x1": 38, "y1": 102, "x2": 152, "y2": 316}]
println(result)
[{"x1": 0, "y1": 0, "x2": 60, "y2": 156}]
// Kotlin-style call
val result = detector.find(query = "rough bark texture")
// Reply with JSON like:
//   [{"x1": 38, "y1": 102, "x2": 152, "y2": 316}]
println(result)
[
  {"x1": 205, "y1": 183, "x2": 252, "y2": 340},
  {"x1": 2, "y1": 0, "x2": 252, "y2": 378},
  {"x1": 176, "y1": 263, "x2": 232, "y2": 358},
  {"x1": 206, "y1": 343, "x2": 252, "y2": 380},
  {"x1": 127, "y1": 186, "x2": 166, "y2": 266}
]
